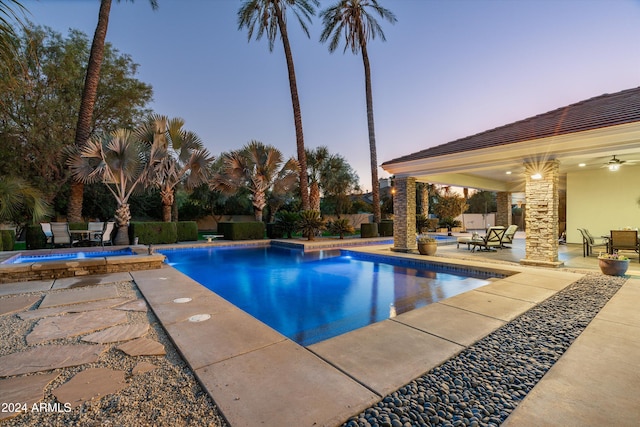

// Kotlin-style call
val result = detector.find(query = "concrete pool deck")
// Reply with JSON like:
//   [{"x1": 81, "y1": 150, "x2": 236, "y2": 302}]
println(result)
[{"x1": 1, "y1": 237, "x2": 640, "y2": 426}]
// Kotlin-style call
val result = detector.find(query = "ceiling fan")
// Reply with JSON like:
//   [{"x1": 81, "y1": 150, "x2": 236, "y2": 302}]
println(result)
[{"x1": 603, "y1": 155, "x2": 637, "y2": 171}]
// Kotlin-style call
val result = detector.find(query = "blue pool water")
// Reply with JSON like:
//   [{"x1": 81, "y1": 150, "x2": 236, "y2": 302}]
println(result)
[
  {"x1": 161, "y1": 246, "x2": 494, "y2": 346},
  {"x1": 6, "y1": 248, "x2": 134, "y2": 264}
]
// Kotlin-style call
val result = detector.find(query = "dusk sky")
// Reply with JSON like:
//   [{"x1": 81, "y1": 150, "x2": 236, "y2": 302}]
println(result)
[{"x1": 21, "y1": 0, "x2": 640, "y2": 191}]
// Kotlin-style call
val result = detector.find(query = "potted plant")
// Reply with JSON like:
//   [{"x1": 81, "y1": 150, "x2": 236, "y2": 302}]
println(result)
[
  {"x1": 417, "y1": 236, "x2": 437, "y2": 255},
  {"x1": 598, "y1": 252, "x2": 629, "y2": 276}
]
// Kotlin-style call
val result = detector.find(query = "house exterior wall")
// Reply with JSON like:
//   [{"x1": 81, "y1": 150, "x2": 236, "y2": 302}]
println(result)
[{"x1": 566, "y1": 165, "x2": 640, "y2": 244}]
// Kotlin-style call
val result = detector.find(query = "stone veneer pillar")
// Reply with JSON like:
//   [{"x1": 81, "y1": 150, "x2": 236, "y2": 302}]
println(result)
[
  {"x1": 522, "y1": 160, "x2": 563, "y2": 267},
  {"x1": 496, "y1": 192, "x2": 512, "y2": 227},
  {"x1": 392, "y1": 177, "x2": 417, "y2": 252}
]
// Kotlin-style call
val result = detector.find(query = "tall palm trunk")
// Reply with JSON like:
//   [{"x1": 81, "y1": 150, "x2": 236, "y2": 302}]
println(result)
[
  {"x1": 274, "y1": 6, "x2": 310, "y2": 210},
  {"x1": 160, "y1": 186, "x2": 174, "y2": 222},
  {"x1": 309, "y1": 181, "x2": 321, "y2": 211},
  {"x1": 68, "y1": 0, "x2": 112, "y2": 222},
  {"x1": 360, "y1": 39, "x2": 381, "y2": 224}
]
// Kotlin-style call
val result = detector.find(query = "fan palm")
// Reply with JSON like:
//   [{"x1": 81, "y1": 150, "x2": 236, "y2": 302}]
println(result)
[
  {"x1": 319, "y1": 0, "x2": 396, "y2": 224},
  {"x1": 137, "y1": 115, "x2": 214, "y2": 222},
  {"x1": 68, "y1": 0, "x2": 159, "y2": 223},
  {"x1": 67, "y1": 128, "x2": 152, "y2": 245},
  {"x1": 305, "y1": 146, "x2": 330, "y2": 211},
  {"x1": 238, "y1": 0, "x2": 318, "y2": 211},
  {"x1": 211, "y1": 141, "x2": 299, "y2": 222},
  {"x1": 0, "y1": 176, "x2": 51, "y2": 237}
]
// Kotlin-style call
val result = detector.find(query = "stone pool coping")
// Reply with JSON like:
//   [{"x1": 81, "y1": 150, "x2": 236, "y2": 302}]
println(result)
[{"x1": 131, "y1": 243, "x2": 593, "y2": 426}]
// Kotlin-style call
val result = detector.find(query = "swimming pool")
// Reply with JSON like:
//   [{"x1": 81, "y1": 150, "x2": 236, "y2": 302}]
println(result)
[
  {"x1": 161, "y1": 246, "x2": 496, "y2": 346},
  {"x1": 4, "y1": 248, "x2": 134, "y2": 264}
]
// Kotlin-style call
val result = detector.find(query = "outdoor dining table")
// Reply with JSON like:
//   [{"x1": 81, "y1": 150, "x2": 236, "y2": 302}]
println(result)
[{"x1": 69, "y1": 229, "x2": 91, "y2": 244}]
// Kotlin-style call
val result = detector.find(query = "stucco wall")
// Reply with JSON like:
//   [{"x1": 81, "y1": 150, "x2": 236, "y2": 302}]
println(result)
[{"x1": 566, "y1": 165, "x2": 640, "y2": 244}]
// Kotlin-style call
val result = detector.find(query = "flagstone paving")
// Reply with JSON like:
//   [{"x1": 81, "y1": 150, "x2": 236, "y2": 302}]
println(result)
[
  {"x1": 132, "y1": 361, "x2": 158, "y2": 375},
  {"x1": 51, "y1": 272, "x2": 133, "y2": 290},
  {"x1": 116, "y1": 337, "x2": 166, "y2": 356},
  {"x1": 17, "y1": 297, "x2": 132, "y2": 320},
  {"x1": 81, "y1": 323, "x2": 149, "y2": 344},
  {"x1": 26, "y1": 309, "x2": 129, "y2": 344},
  {"x1": 0, "y1": 294, "x2": 41, "y2": 316},
  {"x1": 0, "y1": 373, "x2": 60, "y2": 421},
  {"x1": 0, "y1": 344, "x2": 106, "y2": 377},
  {"x1": 0, "y1": 279, "x2": 53, "y2": 297},
  {"x1": 114, "y1": 298, "x2": 148, "y2": 312},
  {"x1": 52, "y1": 368, "x2": 127, "y2": 409},
  {"x1": 39, "y1": 284, "x2": 120, "y2": 308}
]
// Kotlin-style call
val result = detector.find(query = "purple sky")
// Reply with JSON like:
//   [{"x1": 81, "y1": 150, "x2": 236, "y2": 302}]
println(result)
[{"x1": 21, "y1": 0, "x2": 640, "y2": 191}]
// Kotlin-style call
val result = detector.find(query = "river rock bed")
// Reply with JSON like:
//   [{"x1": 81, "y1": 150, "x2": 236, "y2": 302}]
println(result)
[{"x1": 342, "y1": 273, "x2": 626, "y2": 427}]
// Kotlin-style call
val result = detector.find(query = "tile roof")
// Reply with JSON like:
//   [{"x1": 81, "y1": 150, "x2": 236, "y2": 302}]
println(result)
[{"x1": 382, "y1": 86, "x2": 640, "y2": 166}]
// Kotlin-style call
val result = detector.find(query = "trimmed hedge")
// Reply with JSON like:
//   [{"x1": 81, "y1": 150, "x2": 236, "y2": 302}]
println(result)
[
  {"x1": 26, "y1": 225, "x2": 48, "y2": 250},
  {"x1": 266, "y1": 223, "x2": 284, "y2": 239},
  {"x1": 0, "y1": 229, "x2": 16, "y2": 251},
  {"x1": 218, "y1": 222, "x2": 265, "y2": 240},
  {"x1": 378, "y1": 221, "x2": 393, "y2": 237},
  {"x1": 176, "y1": 221, "x2": 198, "y2": 242},
  {"x1": 129, "y1": 222, "x2": 177, "y2": 245},
  {"x1": 360, "y1": 223, "x2": 378, "y2": 238}
]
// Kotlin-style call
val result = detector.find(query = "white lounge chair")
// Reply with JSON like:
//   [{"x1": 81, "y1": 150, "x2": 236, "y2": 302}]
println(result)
[
  {"x1": 50, "y1": 222, "x2": 78, "y2": 248},
  {"x1": 90, "y1": 221, "x2": 115, "y2": 246}
]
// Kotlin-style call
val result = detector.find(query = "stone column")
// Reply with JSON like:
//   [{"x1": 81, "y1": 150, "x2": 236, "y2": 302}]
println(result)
[
  {"x1": 496, "y1": 192, "x2": 512, "y2": 227},
  {"x1": 522, "y1": 160, "x2": 563, "y2": 267},
  {"x1": 392, "y1": 177, "x2": 417, "y2": 252}
]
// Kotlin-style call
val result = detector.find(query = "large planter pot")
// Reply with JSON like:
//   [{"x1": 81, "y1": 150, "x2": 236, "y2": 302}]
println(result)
[
  {"x1": 418, "y1": 242, "x2": 437, "y2": 256},
  {"x1": 598, "y1": 258, "x2": 629, "y2": 276}
]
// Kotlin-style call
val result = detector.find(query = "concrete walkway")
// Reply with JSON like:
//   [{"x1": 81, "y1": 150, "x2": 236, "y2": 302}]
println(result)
[{"x1": 1, "y1": 236, "x2": 639, "y2": 426}]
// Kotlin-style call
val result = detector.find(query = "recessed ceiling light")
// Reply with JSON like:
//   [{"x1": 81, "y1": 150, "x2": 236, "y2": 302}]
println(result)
[
  {"x1": 578, "y1": 163, "x2": 586, "y2": 167},
  {"x1": 505, "y1": 171, "x2": 512, "y2": 175}
]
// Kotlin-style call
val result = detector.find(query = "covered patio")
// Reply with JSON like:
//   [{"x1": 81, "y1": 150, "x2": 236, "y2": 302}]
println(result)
[{"x1": 382, "y1": 86, "x2": 640, "y2": 267}]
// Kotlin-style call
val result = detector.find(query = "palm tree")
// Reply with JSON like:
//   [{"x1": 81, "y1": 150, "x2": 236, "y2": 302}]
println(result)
[
  {"x1": 67, "y1": 129, "x2": 152, "y2": 245},
  {"x1": 67, "y1": 0, "x2": 158, "y2": 223},
  {"x1": 305, "y1": 146, "x2": 330, "y2": 211},
  {"x1": 0, "y1": 0, "x2": 27, "y2": 68},
  {"x1": 137, "y1": 115, "x2": 214, "y2": 222},
  {"x1": 211, "y1": 141, "x2": 299, "y2": 222},
  {"x1": 0, "y1": 176, "x2": 51, "y2": 236},
  {"x1": 319, "y1": 0, "x2": 396, "y2": 224},
  {"x1": 238, "y1": 0, "x2": 318, "y2": 211}
]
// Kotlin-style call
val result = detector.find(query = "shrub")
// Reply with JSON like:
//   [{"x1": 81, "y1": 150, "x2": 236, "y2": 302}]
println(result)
[
  {"x1": 378, "y1": 220, "x2": 393, "y2": 237},
  {"x1": 274, "y1": 211, "x2": 300, "y2": 239},
  {"x1": 297, "y1": 210, "x2": 326, "y2": 241},
  {"x1": 218, "y1": 222, "x2": 265, "y2": 240},
  {"x1": 327, "y1": 218, "x2": 355, "y2": 239},
  {"x1": 26, "y1": 225, "x2": 48, "y2": 250},
  {"x1": 0, "y1": 230, "x2": 16, "y2": 251},
  {"x1": 129, "y1": 222, "x2": 178, "y2": 245},
  {"x1": 176, "y1": 221, "x2": 198, "y2": 242},
  {"x1": 360, "y1": 223, "x2": 378, "y2": 238}
]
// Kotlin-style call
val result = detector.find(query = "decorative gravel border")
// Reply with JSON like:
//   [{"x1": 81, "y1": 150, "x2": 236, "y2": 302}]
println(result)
[{"x1": 342, "y1": 273, "x2": 626, "y2": 427}]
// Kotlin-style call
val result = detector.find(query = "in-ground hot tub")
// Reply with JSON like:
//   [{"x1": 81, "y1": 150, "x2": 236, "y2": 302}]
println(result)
[{"x1": 0, "y1": 247, "x2": 165, "y2": 283}]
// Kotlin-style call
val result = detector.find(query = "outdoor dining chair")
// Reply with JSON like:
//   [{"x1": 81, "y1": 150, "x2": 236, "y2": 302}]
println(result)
[
  {"x1": 90, "y1": 221, "x2": 115, "y2": 246},
  {"x1": 609, "y1": 230, "x2": 639, "y2": 262},
  {"x1": 50, "y1": 222, "x2": 78, "y2": 248},
  {"x1": 577, "y1": 228, "x2": 609, "y2": 257}
]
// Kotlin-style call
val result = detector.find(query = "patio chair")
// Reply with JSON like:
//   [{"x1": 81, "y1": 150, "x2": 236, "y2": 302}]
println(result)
[
  {"x1": 577, "y1": 228, "x2": 608, "y2": 257},
  {"x1": 469, "y1": 226, "x2": 506, "y2": 252},
  {"x1": 50, "y1": 222, "x2": 78, "y2": 248},
  {"x1": 88, "y1": 222, "x2": 104, "y2": 240},
  {"x1": 609, "y1": 230, "x2": 639, "y2": 262},
  {"x1": 501, "y1": 225, "x2": 518, "y2": 248},
  {"x1": 90, "y1": 221, "x2": 115, "y2": 246},
  {"x1": 40, "y1": 223, "x2": 53, "y2": 246}
]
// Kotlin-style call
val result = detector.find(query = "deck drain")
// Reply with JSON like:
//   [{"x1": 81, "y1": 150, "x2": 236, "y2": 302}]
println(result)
[
  {"x1": 188, "y1": 314, "x2": 210, "y2": 322},
  {"x1": 173, "y1": 297, "x2": 192, "y2": 304}
]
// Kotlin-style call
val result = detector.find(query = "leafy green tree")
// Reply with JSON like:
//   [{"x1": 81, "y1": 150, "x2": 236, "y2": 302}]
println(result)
[
  {"x1": 433, "y1": 187, "x2": 469, "y2": 230},
  {"x1": 137, "y1": 115, "x2": 214, "y2": 222},
  {"x1": 320, "y1": 152, "x2": 359, "y2": 217},
  {"x1": 68, "y1": 0, "x2": 158, "y2": 223},
  {"x1": 466, "y1": 190, "x2": 497, "y2": 214},
  {"x1": 320, "y1": 0, "x2": 396, "y2": 224},
  {"x1": 67, "y1": 129, "x2": 154, "y2": 245},
  {"x1": 238, "y1": 0, "x2": 319, "y2": 211},
  {"x1": 211, "y1": 141, "x2": 299, "y2": 222},
  {"x1": 0, "y1": 24, "x2": 152, "y2": 208}
]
